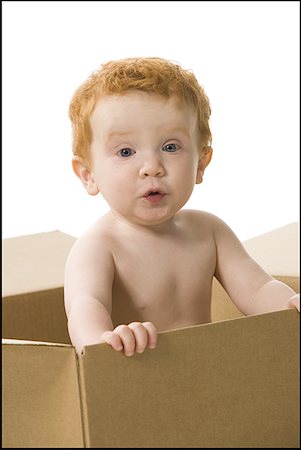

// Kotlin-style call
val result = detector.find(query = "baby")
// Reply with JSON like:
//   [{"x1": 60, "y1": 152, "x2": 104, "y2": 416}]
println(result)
[{"x1": 64, "y1": 57, "x2": 299, "y2": 356}]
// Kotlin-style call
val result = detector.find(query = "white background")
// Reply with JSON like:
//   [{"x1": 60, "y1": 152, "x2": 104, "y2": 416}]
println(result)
[{"x1": 2, "y1": 1, "x2": 300, "y2": 241}]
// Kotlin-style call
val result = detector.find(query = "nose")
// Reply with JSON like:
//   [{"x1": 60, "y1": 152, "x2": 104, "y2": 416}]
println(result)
[{"x1": 139, "y1": 152, "x2": 165, "y2": 178}]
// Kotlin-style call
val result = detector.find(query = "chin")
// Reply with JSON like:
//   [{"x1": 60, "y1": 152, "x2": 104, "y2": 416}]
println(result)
[{"x1": 134, "y1": 210, "x2": 176, "y2": 227}]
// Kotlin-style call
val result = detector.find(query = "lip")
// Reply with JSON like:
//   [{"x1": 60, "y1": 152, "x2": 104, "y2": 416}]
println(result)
[
  {"x1": 141, "y1": 188, "x2": 167, "y2": 204},
  {"x1": 142, "y1": 188, "x2": 166, "y2": 197}
]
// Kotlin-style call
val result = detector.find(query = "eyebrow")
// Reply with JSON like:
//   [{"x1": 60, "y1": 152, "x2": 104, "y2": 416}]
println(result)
[
  {"x1": 163, "y1": 127, "x2": 190, "y2": 137},
  {"x1": 107, "y1": 127, "x2": 190, "y2": 140}
]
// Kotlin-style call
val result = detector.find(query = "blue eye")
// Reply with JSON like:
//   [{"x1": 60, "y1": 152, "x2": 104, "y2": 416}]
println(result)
[
  {"x1": 162, "y1": 143, "x2": 179, "y2": 152},
  {"x1": 118, "y1": 148, "x2": 135, "y2": 157}
]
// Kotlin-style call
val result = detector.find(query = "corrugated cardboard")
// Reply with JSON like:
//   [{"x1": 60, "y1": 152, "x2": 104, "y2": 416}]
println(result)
[
  {"x1": 2, "y1": 224, "x2": 300, "y2": 448},
  {"x1": 2, "y1": 311, "x2": 300, "y2": 448},
  {"x1": 2, "y1": 230, "x2": 76, "y2": 344},
  {"x1": 2, "y1": 341, "x2": 84, "y2": 448}
]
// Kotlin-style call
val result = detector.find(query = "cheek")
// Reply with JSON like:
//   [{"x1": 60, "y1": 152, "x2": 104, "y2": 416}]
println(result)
[
  {"x1": 99, "y1": 166, "x2": 133, "y2": 200},
  {"x1": 171, "y1": 162, "x2": 197, "y2": 201},
  {"x1": 174, "y1": 156, "x2": 198, "y2": 180}
]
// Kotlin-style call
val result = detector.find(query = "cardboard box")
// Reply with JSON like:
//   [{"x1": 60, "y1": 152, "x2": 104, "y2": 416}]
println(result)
[
  {"x1": 2, "y1": 230, "x2": 76, "y2": 344},
  {"x1": 3, "y1": 310, "x2": 300, "y2": 448},
  {"x1": 2, "y1": 225, "x2": 300, "y2": 448}
]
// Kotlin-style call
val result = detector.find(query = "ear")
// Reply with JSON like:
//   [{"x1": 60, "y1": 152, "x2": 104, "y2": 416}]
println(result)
[
  {"x1": 196, "y1": 146, "x2": 213, "y2": 184},
  {"x1": 72, "y1": 156, "x2": 99, "y2": 196}
]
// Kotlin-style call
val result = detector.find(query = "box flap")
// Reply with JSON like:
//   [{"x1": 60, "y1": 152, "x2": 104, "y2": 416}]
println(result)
[
  {"x1": 2, "y1": 231, "x2": 75, "y2": 344},
  {"x1": 80, "y1": 310, "x2": 299, "y2": 448},
  {"x1": 2, "y1": 288, "x2": 71, "y2": 344},
  {"x1": 2, "y1": 338, "x2": 72, "y2": 347},
  {"x1": 2, "y1": 230, "x2": 76, "y2": 297},
  {"x1": 243, "y1": 222, "x2": 299, "y2": 276},
  {"x1": 2, "y1": 343, "x2": 84, "y2": 448}
]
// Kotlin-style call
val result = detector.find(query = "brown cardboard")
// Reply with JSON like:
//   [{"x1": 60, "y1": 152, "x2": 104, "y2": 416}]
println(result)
[
  {"x1": 243, "y1": 222, "x2": 299, "y2": 277},
  {"x1": 2, "y1": 230, "x2": 76, "y2": 344},
  {"x1": 2, "y1": 341, "x2": 84, "y2": 448},
  {"x1": 2, "y1": 224, "x2": 300, "y2": 447},
  {"x1": 81, "y1": 310, "x2": 300, "y2": 448},
  {"x1": 2, "y1": 310, "x2": 300, "y2": 448}
]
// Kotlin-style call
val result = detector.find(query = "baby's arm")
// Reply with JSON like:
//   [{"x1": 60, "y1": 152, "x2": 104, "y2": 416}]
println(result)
[
  {"x1": 64, "y1": 232, "x2": 157, "y2": 355},
  {"x1": 246, "y1": 281, "x2": 300, "y2": 313},
  {"x1": 212, "y1": 216, "x2": 299, "y2": 315}
]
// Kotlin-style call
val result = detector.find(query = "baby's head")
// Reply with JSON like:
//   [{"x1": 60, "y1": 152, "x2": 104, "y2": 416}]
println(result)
[{"x1": 69, "y1": 57, "x2": 212, "y2": 166}]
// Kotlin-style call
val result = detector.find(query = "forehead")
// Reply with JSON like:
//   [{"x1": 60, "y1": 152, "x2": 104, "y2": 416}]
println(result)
[{"x1": 90, "y1": 92, "x2": 198, "y2": 137}]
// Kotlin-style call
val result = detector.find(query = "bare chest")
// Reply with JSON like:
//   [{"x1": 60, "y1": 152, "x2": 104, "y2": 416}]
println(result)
[{"x1": 111, "y1": 237, "x2": 216, "y2": 329}]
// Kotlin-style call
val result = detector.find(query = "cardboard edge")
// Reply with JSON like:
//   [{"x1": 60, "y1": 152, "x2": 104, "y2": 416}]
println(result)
[
  {"x1": 77, "y1": 354, "x2": 91, "y2": 448},
  {"x1": 82, "y1": 309, "x2": 299, "y2": 355},
  {"x1": 157, "y1": 308, "x2": 296, "y2": 335},
  {"x1": 2, "y1": 339, "x2": 72, "y2": 347}
]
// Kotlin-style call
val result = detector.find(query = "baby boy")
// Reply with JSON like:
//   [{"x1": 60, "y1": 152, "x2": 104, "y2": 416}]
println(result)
[{"x1": 64, "y1": 57, "x2": 299, "y2": 355}]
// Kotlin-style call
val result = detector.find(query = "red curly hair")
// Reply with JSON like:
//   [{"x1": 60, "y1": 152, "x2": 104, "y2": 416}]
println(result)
[{"x1": 69, "y1": 57, "x2": 212, "y2": 162}]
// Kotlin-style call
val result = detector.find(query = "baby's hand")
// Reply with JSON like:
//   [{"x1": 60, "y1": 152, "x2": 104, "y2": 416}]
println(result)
[
  {"x1": 101, "y1": 321, "x2": 157, "y2": 357},
  {"x1": 289, "y1": 294, "x2": 300, "y2": 312}
]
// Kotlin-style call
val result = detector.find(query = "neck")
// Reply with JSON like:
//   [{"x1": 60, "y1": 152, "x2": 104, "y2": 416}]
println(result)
[{"x1": 109, "y1": 210, "x2": 178, "y2": 236}]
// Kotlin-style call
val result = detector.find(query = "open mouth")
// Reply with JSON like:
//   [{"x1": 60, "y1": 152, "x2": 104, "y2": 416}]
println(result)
[{"x1": 143, "y1": 191, "x2": 166, "y2": 204}]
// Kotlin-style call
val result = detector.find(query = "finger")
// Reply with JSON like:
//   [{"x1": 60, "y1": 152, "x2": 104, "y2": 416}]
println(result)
[
  {"x1": 101, "y1": 331, "x2": 123, "y2": 352},
  {"x1": 142, "y1": 321, "x2": 158, "y2": 349},
  {"x1": 113, "y1": 325, "x2": 135, "y2": 357},
  {"x1": 128, "y1": 322, "x2": 148, "y2": 353}
]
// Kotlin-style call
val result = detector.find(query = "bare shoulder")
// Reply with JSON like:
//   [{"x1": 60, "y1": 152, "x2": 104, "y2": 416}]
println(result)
[
  {"x1": 176, "y1": 210, "x2": 243, "y2": 254},
  {"x1": 66, "y1": 213, "x2": 115, "y2": 266},
  {"x1": 177, "y1": 209, "x2": 229, "y2": 234},
  {"x1": 64, "y1": 214, "x2": 116, "y2": 314}
]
